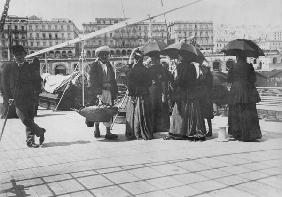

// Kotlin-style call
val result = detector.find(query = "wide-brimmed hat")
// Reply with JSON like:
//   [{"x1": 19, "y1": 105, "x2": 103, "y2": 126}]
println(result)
[
  {"x1": 10, "y1": 45, "x2": 26, "y2": 55},
  {"x1": 95, "y1": 46, "x2": 110, "y2": 57}
]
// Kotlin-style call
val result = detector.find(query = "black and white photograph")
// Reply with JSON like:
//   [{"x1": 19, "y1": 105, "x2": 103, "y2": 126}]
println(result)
[{"x1": 0, "y1": 0, "x2": 282, "y2": 196}]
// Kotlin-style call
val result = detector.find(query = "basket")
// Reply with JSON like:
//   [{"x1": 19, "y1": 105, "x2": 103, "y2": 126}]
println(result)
[{"x1": 78, "y1": 105, "x2": 118, "y2": 122}]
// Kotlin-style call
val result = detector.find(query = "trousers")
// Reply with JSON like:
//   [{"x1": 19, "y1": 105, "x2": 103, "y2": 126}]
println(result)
[{"x1": 15, "y1": 105, "x2": 44, "y2": 142}]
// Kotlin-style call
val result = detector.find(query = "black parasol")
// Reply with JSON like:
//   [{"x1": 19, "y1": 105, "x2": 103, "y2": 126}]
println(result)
[{"x1": 221, "y1": 39, "x2": 264, "y2": 58}]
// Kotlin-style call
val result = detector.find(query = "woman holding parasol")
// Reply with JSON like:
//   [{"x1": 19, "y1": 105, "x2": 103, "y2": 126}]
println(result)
[{"x1": 222, "y1": 39, "x2": 262, "y2": 141}]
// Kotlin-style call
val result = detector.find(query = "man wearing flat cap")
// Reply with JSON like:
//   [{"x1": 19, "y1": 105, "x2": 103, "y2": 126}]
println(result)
[
  {"x1": 87, "y1": 46, "x2": 118, "y2": 140},
  {"x1": 1, "y1": 45, "x2": 46, "y2": 148}
]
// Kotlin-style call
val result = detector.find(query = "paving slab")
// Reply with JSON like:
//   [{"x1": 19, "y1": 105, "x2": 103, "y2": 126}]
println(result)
[{"x1": 0, "y1": 109, "x2": 282, "y2": 197}]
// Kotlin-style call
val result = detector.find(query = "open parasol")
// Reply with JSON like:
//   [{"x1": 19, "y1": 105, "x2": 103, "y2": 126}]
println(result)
[
  {"x1": 162, "y1": 41, "x2": 198, "y2": 60},
  {"x1": 221, "y1": 39, "x2": 264, "y2": 58},
  {"x1": 142, "y1": 41, "x2": 167, "y2": 57}
]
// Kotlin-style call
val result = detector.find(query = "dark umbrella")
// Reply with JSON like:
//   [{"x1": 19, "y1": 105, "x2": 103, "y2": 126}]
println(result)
[
  {"x1": 142, "y1": 41, "x2": 167, "y2": 57},
  {"x1": 162, "y1": 42, "x2": 198, "y2": 59},
  {"x1": 221, "y1": 39, "x2": 264, "y2": 58}
]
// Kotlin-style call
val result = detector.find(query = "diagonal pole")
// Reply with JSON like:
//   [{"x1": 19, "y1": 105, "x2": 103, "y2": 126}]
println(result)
[
  {"x1": 26, "y1": 0, "x2": 205, "y2": 58},
  {"x1": 0, "y1": 102, "x2": 12, "y2": 142}
]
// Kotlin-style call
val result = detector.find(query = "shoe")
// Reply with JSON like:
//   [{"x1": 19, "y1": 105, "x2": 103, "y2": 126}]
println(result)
[
  {"x1": 105, "y1": 133, "x2": 118, "y2": 140},
  {"x1": 206, "y1": 132, "x2": 212, "y2": 137},
  {"x1": 39, "y1": 128, "x2": 46, "y2": 145},
  {"x1": 27, "y1": 142, "x2": 39, "y2": 148},
  {"x1": 94, "y1": 124, "x2": 101, "y2": 138}
]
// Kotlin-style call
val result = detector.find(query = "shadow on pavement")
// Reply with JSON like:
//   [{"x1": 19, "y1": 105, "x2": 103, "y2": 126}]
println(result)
[
  {"x1": 1, "y1": 179, "x2": 30, "y2": 197},
  {"x1": 42, "y1": 140, "x2": 91, "y2": 147}
]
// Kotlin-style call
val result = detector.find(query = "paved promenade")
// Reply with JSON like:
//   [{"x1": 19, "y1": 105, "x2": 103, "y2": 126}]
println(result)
[{"x1": 0, "y1": 109, "x2": 282, "y2": 197}]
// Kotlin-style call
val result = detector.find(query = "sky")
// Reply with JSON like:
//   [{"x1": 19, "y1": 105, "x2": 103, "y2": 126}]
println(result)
[{"x1": 1, "y1": 0, "x2": 282, "y2": 29}]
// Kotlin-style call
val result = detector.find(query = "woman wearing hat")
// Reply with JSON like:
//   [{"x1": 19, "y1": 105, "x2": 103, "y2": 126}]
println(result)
[
  {"x1": 147, "y1": 53, "x2": 170, "y2": 133},
  {"x1": 227, "y1": 55, "x2": 261, "y2": 141},
  {"x1": 87, "y1": 46, "x2": 118, "y2": 140},
  {"x1": 165, "y1": 53, "x2": 206, "y2": 141},
  {"x1": 125, "y1": 48, "x2": 153, "y2": 140}
]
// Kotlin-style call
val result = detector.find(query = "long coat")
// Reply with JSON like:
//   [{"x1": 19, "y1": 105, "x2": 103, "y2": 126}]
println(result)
[
  {"x1": 227, "y1": 60, "x2": 260, "y2": 104},
  {"x1": 227, "y1": 60, "x2": 261, "y2": 141},
  {"x1": 88, "y1": 59, "x2": 118, "y2": 105},
  {"x1": 1, "y1": 61, "x2": 41, "y2": 113}
]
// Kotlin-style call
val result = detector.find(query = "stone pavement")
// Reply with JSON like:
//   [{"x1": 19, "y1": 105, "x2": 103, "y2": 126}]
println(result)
[{"x1": 0, "y1": 109, "x2": 282, "y2": 197}]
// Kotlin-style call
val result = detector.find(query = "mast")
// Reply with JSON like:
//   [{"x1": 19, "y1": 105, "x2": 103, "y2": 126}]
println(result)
[
  {"x1": 0, "y1": 0, "x2": 11, "y2": 60},
  {"x1": 0, "y1": 0, "x2": 11, "y2": 33},
  {"x1": 80, "y1": 39, "x2": 86, "y2": 106}
]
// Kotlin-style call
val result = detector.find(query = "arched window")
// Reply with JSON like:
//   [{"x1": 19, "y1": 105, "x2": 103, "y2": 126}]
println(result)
[
  {"x1": 55, "y1": 51, "x2": 61, "y2": 58},
  {"x1": 49, "y1": 51, "x2": 54, "y2": 58},
  {"x1": 213, "y1": 61, "x2": 221, "y2": 71},
  {"x1": 55, "y1": 65, "x2": 66, "y2": 75},
  {"x1": 127, "y1": 50, "x2": 132, "y2": 56},
  {"x1": 122, "y1": 50, "x2": 126, "y2": 56},
  {"x1": 116, "y1": 50, "x2": 121, "y2": 56},
  {"x1": 67, "y1": 51, "x2": 73, "y2": 57},
  {"x1": 110, "y1": 50, "x2": 115, "y2": 56},
  {"x1": 92, "y1": 51, "x2": 96, "y2": 57},
  {"x1": 86, "y1": 50, "x2": 91, "y2": 57},
  {"x1": 62, "y1": 51, "x2": 67, "y2": 58}
]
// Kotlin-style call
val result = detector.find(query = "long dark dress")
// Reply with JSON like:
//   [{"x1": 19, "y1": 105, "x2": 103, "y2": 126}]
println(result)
[
  {"x1": 228, "y1": 60, "x2": 262, "y2": 141},
  {"x1": 148, "y1": 63, "x2": 170, "y2": 133},
  {"x1": 198, "y1": 66, "x2": 214, "y2": 120},
  {"x1": 125, "y1": 62, "x2": 153, "y2": 140},
  {"x1": 169, "y1": 62, "x2": 206, "y2": 140}
]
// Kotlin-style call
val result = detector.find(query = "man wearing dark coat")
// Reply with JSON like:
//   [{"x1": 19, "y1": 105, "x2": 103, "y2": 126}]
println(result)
[
  {"x1": 1, "y1": 45, "x2": 45, "y2": 148},
  {"x1": 87, "y1": 46, "x2": 118, "y2": 140}
]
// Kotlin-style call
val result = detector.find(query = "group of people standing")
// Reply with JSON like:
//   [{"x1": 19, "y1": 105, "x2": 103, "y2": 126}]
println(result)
[
  {"x1": 1, "y1": 43, "x2": 262, "y2": 148},
  {"x1": 124, "y1": 48, "x2": 214, "y2": 141},
  {"x1": 87, "y1": 45, "x2": 262, "y2": 142},
  {"x1": 119, "y1": 47, "x2": 262, "y2": 142}
]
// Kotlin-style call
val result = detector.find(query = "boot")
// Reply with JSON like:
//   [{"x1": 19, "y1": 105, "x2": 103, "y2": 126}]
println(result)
[
  {"x1": 26, "y1": 138, "x2": 39, "y2": 148},
  {"x1": 105, "y1": 127, "x2": 118, "y2": 140},
  {"x1": 39, "y1": 128, "x2": 46, "y2": 145},
  {"x1": 94, "y1": 123, "x2": 101, "y2": 138}
]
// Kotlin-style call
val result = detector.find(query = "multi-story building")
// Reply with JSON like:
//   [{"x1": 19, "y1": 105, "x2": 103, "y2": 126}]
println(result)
[
  {"x1": 213, "y1": 24, "x2": 268, "y2": 53},
  {"x1": 168, "y1": 21, "x2": 214, "y2": 51},
  {"x1": 258, "y1": 28, "x2": 282, "y2": 51},
  {"x1": 0, "y1": 15, "x2": 28, "y2": 60},
  {"x1": 0, "y1": 15, "x2": 80, "y2": 60},
  {"x1": 82, "y1": 17, "x2": 168, "y2": 57},
  {"x1": 27, "y1": 16, "x2": 80, "y2": 58}
]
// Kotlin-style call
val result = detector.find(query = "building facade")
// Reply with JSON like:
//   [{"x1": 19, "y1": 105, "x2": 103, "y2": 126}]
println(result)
[
  {"x1": 82, "y1": 18, "x2": 168, "y2": 57},
  {"x1": 27, "y1": 16, "x2": 80, "y2": 58},
  {"x1": 0, "y1": 15, "x2": 80, "y2": 60},
  {"x1": 168, "y1": 21, "x2": 214, "y2": 51},
  {"x1": 0, "y1": 15, "x2": 28, "y2": 60}
]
